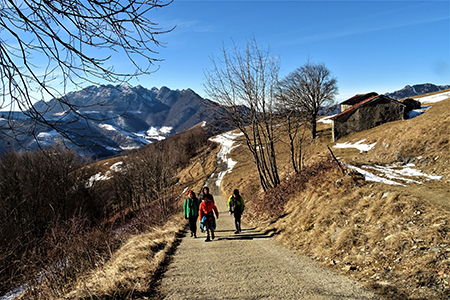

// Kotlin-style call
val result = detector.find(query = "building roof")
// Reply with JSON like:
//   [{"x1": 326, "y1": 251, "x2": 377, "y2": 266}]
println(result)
[
  {"x1": 340, "y1": 92, "x2": 379, "y2": 106},
  {"x1": 331, "y1": 94, "x2": 405, "y2": 120}
]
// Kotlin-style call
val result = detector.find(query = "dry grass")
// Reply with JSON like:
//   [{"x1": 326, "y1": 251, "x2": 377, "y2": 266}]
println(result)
[
  {"x1": 64, "y1": 214, "x2": 185, "y2": 300},
  {"x1": 223, "y1": 94, "x2": 450, "y2": 299},
  {"x1": 16, "y1": 92, "x2": 449, "y2": 300},
  {"x1": 56, "y1": 143, "x2": 221, "y2": 300},
  {"x1": 175, "y1": 142, "x2": 219, "y2": 196},
  {"x1": 269, "y1": 179, "x2": 450, "y2": 300}
]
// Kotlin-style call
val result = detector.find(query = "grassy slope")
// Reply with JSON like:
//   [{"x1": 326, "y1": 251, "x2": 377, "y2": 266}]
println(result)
[
  {"x1": 221, "y1": 93, "x2": 450, "y2": 300},
  {"x1": 50, "y1": 91, "x2": 449, "y2": 300},
  {"x1": 56, "y1": 144, "x2": 219, "y2": 299}
]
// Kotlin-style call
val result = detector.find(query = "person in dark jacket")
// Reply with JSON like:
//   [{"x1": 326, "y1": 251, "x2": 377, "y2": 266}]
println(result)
[
  {"x1": 184, "y1": 189, "x2": 200, "y2": 238},
  {"x1": 199, "y1": 193, "x2": 219, "y2": 242},
  {"x1": 201, "y1": 186, "x2": 215, "y2": 203},
  {"x1": 228, "y1": 189, "x2": 245, "y2": 234}
]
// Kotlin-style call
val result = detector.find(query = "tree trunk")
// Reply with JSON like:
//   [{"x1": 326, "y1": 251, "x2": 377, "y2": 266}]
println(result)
[{"x1": 310, "y1": 115, "x2": 317, "y2": 140}]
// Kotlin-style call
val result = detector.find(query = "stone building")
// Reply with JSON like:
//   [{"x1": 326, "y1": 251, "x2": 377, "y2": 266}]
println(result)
[
  {"x1": 339, "y1": 92, "x2": 379, "y2": 112},
  {"x1": 331, "y1": 93, "x2": 406, "y2": 141}
]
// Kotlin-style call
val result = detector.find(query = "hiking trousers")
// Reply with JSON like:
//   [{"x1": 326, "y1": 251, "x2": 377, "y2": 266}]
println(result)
[
  {"x1": 188, "y1": 215, "x2": 197, "y2": 235},
  {"x1": 204, "y1": 218, "x2": 215, "y2": 239},
  {"x1": 232, "y1": 212, "x2": 242, "y2": 232}
]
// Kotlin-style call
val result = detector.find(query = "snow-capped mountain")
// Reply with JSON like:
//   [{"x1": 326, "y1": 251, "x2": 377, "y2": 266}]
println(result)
[
  {"x1": 1, "y1": 85, "x2": 227, "y2": 158},
  {"x1": 385, "y1": 83, "x2": 450, "y2": 99},
  {"x1": 1, "y1": 83, "x2": 448, "y2": 158}
]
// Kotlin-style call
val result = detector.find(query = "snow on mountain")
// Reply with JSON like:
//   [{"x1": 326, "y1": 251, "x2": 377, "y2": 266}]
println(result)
[
  {"x1": 4, "y1": 83, "x2": 447, "y2": 159},
  {"x1": 0, "y1": 85, "x2": 223, "y2": 159},
  {"x1": 386, "y1": 83, "x2": 450, "y2": 99}
]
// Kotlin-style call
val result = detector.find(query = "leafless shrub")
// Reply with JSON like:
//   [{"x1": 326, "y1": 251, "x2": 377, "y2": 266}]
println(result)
[
  {"x1": 0, "y1": 126, "x2": 208, "y2": 297},
  {"x1": 246, "y1": 157, "x2": 336, "y2": 222},
  {"x1": 0, "y1": 147, "x2": 90, "y2": 293}
]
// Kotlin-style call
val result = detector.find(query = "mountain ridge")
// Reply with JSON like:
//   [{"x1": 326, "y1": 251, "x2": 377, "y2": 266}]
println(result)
[
  {"x1": 385, "y1": 83, "x2": 450, "y2": 99},
  {"x1": 1, "y1": 83, "x2": 448, "y2": 158},
  {"x1": 1, "y1": 85, "x2": 223, "y2": 158}
]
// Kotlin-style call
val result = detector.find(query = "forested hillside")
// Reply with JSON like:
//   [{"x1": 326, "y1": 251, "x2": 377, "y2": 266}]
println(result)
[{"x1": 0, "y1": 125, "x2": 215, "y2": 299}]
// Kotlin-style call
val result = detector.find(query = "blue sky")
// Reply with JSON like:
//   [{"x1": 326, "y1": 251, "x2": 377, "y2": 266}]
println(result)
[{"x1": 125, "y1": 0, "x2": 449, "y2": 102}]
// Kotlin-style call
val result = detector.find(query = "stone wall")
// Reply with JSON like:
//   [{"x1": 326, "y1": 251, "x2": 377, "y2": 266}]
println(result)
[{"x1": 332, "y1": 97, "x2": 405, "y2": 141}]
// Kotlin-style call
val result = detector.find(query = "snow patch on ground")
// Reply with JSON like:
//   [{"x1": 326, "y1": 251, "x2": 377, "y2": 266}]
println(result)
[
  {"x1": 416, "y1": 91, "x2": 450, "y2": 104},
  {"x1": 318, "y1": 116, "x2": 333, "y2": 124},
  {"x1": 110, "y1": 161, "x2": 123, "y2": 172},
  {"x1": 406, "y1": 106, "x2": 429, "y2": 119},
  {"x1": 37, "y1": 130, "x2": 59, "y2": 140},
  {"x1": 345, "y1": 163, "x2": 443, "y2": 186},
  {"x1": 364, "y1": 164, "x2": 442, "y2": 182},
  {"x1": 344, "y1": 163, "x2": 406, "y2": 186},
  {"x1": 99, "y1": 124, "x2": 116, "y2": 131},
  {"x1": 86, "y1": 161, "x2": 123, "y2": 188},
  {"x1": 333, "y1": 140, "x2": 442, "y2": 186},
  {"x1": 333, "y1": 139, "x2": 377, "y2": 152},
  {"x1": 0, "y1": 258, "x2": 69, "y2": 300},
  {"x1": 209, "y1": 131, "x2": 244, "y2": 187}
]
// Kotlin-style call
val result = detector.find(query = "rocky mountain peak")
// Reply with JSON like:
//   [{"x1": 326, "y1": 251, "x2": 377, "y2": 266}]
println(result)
[{"x1": 386, "y1": 83, "x2": 450, "y2": 99}]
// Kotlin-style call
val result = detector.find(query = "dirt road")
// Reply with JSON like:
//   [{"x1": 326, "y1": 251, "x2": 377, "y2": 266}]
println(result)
[{"x1": 151, "y1": 179, "x2": 383, "y2": 300}]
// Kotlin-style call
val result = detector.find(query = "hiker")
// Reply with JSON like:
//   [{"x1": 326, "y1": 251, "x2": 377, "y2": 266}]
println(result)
[
  {"x1": 201, "y1": 186, "x2": 214, "y2": 203},
  {"x1": 198, "y1": 192, "x2": 219, "y2": 242},
  {"x1": 228, "y1": 189, "x2": 245, "y2": 234},
  {"x1": 183, "y1": 189, "x2": 200, "y2": 238}
]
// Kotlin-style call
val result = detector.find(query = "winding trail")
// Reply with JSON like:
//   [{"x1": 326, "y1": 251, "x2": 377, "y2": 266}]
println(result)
[{"x1": 152, "y1": 176, "x2": 383, "y2": 299}]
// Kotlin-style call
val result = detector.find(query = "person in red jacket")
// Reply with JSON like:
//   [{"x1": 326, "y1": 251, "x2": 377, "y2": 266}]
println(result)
[{"x1": 198, "y1": 189, "x2": 219, "y2": 242}]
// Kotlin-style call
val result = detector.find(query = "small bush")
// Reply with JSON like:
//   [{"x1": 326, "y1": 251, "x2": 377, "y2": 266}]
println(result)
[{"x1": 247, "y1": 157, "x2": 337, "y2": 222}]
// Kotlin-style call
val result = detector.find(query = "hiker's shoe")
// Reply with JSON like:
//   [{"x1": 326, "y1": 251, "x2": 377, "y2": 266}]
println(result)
[
  {"x1": 205, "y1": 238, "x2": 211, "y2": 242},
  {"x1": 234, "y1": 231, "x2": 239, "y2": 234}
]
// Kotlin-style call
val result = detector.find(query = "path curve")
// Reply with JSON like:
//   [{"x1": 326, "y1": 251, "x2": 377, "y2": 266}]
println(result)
[{"x1": 152, "y1": 175, "x2": 383, "y2": 299}]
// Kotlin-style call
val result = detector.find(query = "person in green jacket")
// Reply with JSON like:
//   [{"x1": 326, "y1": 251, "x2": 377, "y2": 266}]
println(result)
[
  {"x1": 228, "y1": 189, "x2": 245, "y2": 234},
  {"x1": 184, "y1": 189, "x2": 200, "y2": 238}
]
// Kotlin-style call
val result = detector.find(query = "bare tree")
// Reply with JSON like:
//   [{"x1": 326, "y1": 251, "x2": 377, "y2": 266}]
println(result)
[
  {"x1": 204, "y1": 38, "x2": 281, "y2": 191},
  {"x1": 0, "y1": 0, "x2": 173, "y2": 143},
  {"x1": 283, "y1": 111, "x2": 308, "y2": 174},
  {"x1": 278, "y1": 61, "x2": 338, "y2": 140},
  {"x1": 274, "y1": 84, "x2": 307, "y2": 174}
]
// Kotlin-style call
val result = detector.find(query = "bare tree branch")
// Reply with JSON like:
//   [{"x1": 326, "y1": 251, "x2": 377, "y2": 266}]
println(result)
[
  {"x1": 0, "y1": 0, "x2": 174, "y2": 145},
  {"x1": 204, "y1": 38, "x2": 281, "y2": 191},
  {"x1": 278, "y1": 60, "x2": 338, "y2": 140}
]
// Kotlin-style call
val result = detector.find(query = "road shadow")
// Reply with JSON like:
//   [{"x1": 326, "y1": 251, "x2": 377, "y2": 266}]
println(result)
[
  {"x1": 216, "y1": 229, "x2": 274, "y2": 241},
  {"x1": 214, "y1": 227, "x2": 256, "y2": 233}
]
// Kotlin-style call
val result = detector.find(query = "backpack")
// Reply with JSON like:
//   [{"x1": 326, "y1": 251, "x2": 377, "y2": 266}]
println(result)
[
  {"x1": 200, "y1": 212, "x2": 216, "y2": 230},
  {"x1": 230, "y1": 196, "x2": 239, "y2": 213}
]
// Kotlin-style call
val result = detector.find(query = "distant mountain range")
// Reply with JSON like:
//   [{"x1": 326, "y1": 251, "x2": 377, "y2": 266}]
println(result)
[
  {"x1": 385, "y1": 83, "x2": 450, "y2": 99},
  {"x1": 0, "y1": 83, "x2": 448, "y2": 158},
  {"x1": 0, "y1": 85, "x2": 231, "y2": 158}
]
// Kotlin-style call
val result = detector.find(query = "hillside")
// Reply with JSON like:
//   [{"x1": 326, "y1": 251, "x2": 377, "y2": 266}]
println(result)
[
  {"x1": 62, "y1": 89, "x2": 450, "y2": 300},
  {"x1": 4, "y1": 89, "x2": 450, "y2": 300},
  {"x1": 217, "y1": 90, "x2": 450, "y2": 299}
]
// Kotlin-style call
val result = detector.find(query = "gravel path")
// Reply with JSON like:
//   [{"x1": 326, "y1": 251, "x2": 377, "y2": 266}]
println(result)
[{"x1": 153, "y1": 180, "x2": 383, "y2": 299}]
